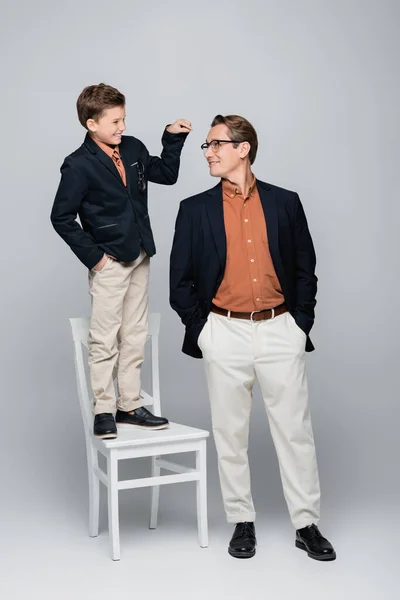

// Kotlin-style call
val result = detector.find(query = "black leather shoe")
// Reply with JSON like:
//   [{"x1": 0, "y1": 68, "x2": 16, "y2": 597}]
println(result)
[
  {"x1": 93, "y1": 413, "x2": 117, "y2": 439},
  {"x1": 115, "y1": 407, "x2": 169, "y2": 430},
  {"x1": 296, "y1": 524, "x2": 336, "y2": 561},
  {"x1": 228, "y1": 522, "x2": 256, "y2": 559}
]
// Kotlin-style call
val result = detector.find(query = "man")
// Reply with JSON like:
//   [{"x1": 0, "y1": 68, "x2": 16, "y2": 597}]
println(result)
[
  {"x1": 51, "y1": 83, "x2": 191, "y2": 439},
  {"x1": 169, "y1": 114, "x2": 335, "y2": 560}
]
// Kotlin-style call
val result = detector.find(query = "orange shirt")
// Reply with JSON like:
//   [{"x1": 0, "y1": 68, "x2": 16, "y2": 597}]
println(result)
[
  {"x1": 213, "y1": 177, "x2": 284, "y2": 312},
  {"x1": 93, "y1": 139, "x2": 127, "y2": 187}
]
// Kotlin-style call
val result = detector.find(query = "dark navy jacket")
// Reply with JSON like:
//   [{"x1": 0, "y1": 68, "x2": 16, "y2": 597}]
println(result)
[
  {"x1": 51, "y1": 130, "x2": 188, "y2": 269},
  {"x1": 170, "y1": 180, "x2": 317, "y2": 358}
]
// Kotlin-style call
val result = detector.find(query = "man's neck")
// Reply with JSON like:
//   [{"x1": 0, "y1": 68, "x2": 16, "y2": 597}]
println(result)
[{"x1": 224, "y1": 165, "x2": 254, "y2": 197}]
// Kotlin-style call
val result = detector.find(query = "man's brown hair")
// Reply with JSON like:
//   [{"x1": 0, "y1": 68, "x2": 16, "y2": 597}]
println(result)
[
  {"x1": 211, "y1": 114, "x2": 258, "y2": 165},
  {"x1": 76, "y1": 83, "x2": 125, "y2": 129}
]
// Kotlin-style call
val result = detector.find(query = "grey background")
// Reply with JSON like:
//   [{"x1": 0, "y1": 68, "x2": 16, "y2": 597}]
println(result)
[{"x1": 1, "y1": 1, "x2": 399, "y2": 598}]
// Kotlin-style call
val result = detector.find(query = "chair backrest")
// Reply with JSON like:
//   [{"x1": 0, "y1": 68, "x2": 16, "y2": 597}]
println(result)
[{"x1": 70, "y1": 313, "x2": 161, "y2": 434}]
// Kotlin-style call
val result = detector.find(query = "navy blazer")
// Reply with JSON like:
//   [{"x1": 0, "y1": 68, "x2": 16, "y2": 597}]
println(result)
[
  {"x1": 51, "y1": 130, "x2": 188, "y2": 269},
  {"x1": 170, "y1": 180, "x2": 317, "y2": 358}
]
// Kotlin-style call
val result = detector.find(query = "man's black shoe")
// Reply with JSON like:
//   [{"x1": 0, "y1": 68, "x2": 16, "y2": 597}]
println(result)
[
  {"x1": 93, "y1": 413, "x2": 117, "y2": 439},
  {"x1": 115, "y1": 407, "x2": 169, "y2": 430},
  {"x1": 295, "y1": 524, "x2": 336, "y2": 561},
  {"x1": 228, "y1": 522, "x2": 256, "y2": 559}
]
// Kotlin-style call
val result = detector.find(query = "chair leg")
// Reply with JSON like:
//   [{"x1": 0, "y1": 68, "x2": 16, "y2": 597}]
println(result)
[
  {"x1": 149, "y1": 456, "x2": 160, "y2": 529},
  {"x1": 196, "y1": 440, "x2": 208, "y2": 548},
  {"x1": 87, "y1": 442, "x2": 100, "y2": 538},
  {"x1": 107, "y1": 451, "x2": 120, "y2": 561}
]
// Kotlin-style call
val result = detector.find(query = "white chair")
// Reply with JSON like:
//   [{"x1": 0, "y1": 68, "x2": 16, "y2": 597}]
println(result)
[{"x1": 69, "y1": 313, "x2": 209, "y2": 561}]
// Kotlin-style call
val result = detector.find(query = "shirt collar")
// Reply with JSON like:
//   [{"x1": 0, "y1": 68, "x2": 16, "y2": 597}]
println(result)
[
  {"x1": 92, "y1": 137, "x2": 119, "y2": 159},
  {"x1": 222, "y1": 175, "x2": 256, "y2": 200}
]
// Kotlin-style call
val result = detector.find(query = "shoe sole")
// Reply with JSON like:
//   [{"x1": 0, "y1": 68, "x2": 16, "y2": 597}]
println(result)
[
  {"x1": 116, "y1": 422, "x2": 169, "y2": 431},
  {"x1": 94, "y1": 432, "x2": 118, "y2": 439},
  {"x1": 228, "y1": 547, "x2": 256, "y2": 559},
  {"x1": 295, "y1": 540, "x2": 336, "y2": 561}
]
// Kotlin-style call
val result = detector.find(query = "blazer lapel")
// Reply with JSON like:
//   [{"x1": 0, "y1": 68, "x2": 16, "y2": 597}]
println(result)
[
  {"x1": 257, "y1": 180, "x2": 287, "y2": 293},
  {"x1": 205, "y1": 182, "x2": 226, "y2": 270},
  {"x1": 84, "y1": 134, "x2": 124, "y2": 186}
]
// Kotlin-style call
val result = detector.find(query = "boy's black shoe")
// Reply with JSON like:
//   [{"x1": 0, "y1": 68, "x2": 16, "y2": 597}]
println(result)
[
  {"x1": 93, "y1": 413, "x2": 117, "y2": 439},
  {"x1": 115, "y1": 407, "x2": 169, "y2": 430}
]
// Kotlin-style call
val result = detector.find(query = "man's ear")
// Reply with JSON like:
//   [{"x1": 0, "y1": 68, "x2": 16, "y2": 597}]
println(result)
[{"x1": 239, "y1": 141, "x2": 251, "y2": 160}]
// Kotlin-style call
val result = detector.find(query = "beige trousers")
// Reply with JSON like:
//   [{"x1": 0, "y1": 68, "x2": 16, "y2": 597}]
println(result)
[
  {"x1": 198, "y1": 310, "x2": 321, "y2": 529},
  {"x1": 88, "y1": 250, "x2": 149, "y2": 415}
]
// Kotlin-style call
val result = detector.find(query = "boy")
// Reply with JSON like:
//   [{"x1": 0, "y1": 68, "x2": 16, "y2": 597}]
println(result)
[{"x1": 51, "y1": 83, "x2": 191, "y2": 439}]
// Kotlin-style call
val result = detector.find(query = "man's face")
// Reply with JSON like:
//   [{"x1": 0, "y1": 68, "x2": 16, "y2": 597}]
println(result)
[
  {"x1": 203, "y1": 124, "x2": 242, "y2": 179},
  {"x1": 87, "y1": 105, "x2": 126, "y2": 145}
]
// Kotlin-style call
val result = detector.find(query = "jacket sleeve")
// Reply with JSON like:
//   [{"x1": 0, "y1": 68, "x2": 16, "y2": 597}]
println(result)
[
  {"x1": 50, "y1": 159, "x2": 104, "y2": 270},
  {"x1": 169, "y1": 202, "x2": 204, "y2": 328},
  {"x1": 293, "y1": 193, "x2": 318, "y2": 335},
  {"x1": 144, "y1": 129, "x2": 189, "y2": 185}
]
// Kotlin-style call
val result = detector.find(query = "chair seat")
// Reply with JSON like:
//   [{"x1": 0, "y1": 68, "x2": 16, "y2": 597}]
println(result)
[{"x1": 93, "y1": 421, "x2": 209, "y2": 450}]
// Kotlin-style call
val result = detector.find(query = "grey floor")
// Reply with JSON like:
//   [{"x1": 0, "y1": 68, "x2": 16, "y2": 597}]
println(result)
[{"x1": 4, "y1": 471, "x2": 398, "y2": 600}]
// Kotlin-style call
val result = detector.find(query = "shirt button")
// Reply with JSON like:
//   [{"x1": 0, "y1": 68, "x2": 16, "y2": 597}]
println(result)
[
  {"x1": 253, "y1": 279, "x2": 257, "y2": 282},
  {"x1": 231, "y1": 194, "x2": 234, "y2": 198},
  {"x1": 244, "y1": 219, "x2": 249, "y2": 223},
  {"x1": 248, "y1": 239, "x2": 251, "y2": 243},
  {"x1": 250, "y1": 259, "x2": 255, "y2": 262},
  {"x1": 256, "y1": 298, "x2": 260, "y2": 302},
  {"x1": 244, "y1": 203, "x2": 247, "y2": 207}
]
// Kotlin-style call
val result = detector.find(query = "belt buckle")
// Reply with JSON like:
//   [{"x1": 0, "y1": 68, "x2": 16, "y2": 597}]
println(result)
[
  {"x1": 250, "y1": 309, "x2": 262, "y2": 322},
  {"x1": 250, "y1": 307, "x2": 275, "y2": 322}
]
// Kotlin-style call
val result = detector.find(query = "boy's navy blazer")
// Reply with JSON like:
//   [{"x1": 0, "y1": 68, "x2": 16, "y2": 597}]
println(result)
[
  {"x1": 51, "y1": 130, "x2": 188, "y2": 269},
  {"x1": 169, "y1": 180, "x2": 318, "y2": 358}
]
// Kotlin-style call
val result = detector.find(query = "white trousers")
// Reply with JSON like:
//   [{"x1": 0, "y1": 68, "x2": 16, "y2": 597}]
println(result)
[
  {"x1": 198, "y1": 310, "x2": 320, "y2": 529},
  {"x1": 88, "y1": 249, "x2": 149, "y2": 415}
]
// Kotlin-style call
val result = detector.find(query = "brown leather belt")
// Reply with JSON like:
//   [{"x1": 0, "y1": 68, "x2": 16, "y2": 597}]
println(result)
[{"x1": 211, "y1": 302, "x2": 288, "y2": 322}]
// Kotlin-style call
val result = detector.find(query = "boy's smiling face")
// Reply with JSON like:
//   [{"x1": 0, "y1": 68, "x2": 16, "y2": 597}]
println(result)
[{"x1": 87, "y1": 105, "x2": 126, "y2": 146}]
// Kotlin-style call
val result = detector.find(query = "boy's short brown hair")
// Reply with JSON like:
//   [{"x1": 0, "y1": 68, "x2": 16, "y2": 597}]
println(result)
[
  {"x1": 211, "y1": 114, "x2": 258, "y2": 165},
  {"x1": 76, "y1": 83, "x2": 125, "y2": 129}
]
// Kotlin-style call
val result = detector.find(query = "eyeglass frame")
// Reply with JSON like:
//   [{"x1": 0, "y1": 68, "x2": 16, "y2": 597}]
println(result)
[
  {"x1": 200, "y1": 139, "x2": 244, "y2": 153},
  {"x1": 132, "y1": 159, "x2": 147, "y2": 192}
]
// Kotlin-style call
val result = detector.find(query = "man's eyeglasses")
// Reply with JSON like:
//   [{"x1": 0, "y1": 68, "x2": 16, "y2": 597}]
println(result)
[{"x1": 200, "y1": 139, "x2": 243, "y2": 153}]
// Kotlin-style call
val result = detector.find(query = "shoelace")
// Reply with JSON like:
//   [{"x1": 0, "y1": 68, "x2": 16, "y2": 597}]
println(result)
[
  {"x1": 306, "y1": 525, "x2": 322, "y2": 539},
  {"x1": 233, "y1": 522, "x2": 255, "y2": 540}
]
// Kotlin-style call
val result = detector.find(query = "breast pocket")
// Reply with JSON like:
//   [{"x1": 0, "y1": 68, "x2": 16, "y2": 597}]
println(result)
[{"x1": 129, "y1": 159, "x2": 147, "y2": 193}]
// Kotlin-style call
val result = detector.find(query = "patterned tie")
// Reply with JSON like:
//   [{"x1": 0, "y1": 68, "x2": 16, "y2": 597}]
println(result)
[{"x1": 112, "y1": 150, "x2": 127, "y2": 186}]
